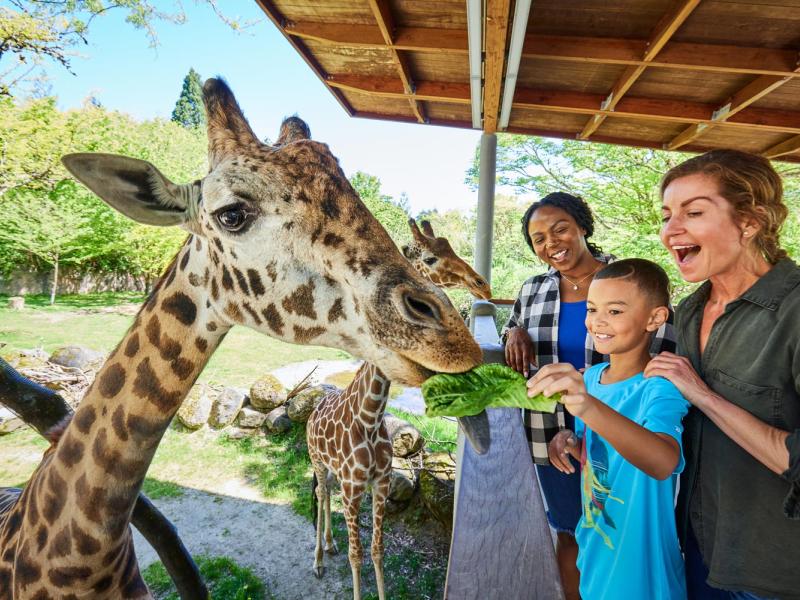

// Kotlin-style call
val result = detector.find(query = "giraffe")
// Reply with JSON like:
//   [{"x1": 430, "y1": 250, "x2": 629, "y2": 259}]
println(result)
[
  {"x1": 0, "y1": 78, "x2": 485, "y2": 600},
  {"x1": 306, "y1": 217, "x2": 491, "y2": 600}
]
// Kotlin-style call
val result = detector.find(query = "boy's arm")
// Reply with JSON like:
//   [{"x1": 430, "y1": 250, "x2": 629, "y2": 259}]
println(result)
[{"x1": 529, "y1": 363, "x2": 681, "y2": 480}]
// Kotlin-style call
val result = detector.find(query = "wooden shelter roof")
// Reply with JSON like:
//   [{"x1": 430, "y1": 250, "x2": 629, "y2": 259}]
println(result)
[{"x1": 256, "y1": 0, "x2": 800, "y2": 162}]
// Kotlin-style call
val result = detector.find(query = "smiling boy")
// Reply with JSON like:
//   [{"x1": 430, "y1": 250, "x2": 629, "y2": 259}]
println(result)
[{"x1": 528, "y1": 258, "x2": 689, "y2": 600}]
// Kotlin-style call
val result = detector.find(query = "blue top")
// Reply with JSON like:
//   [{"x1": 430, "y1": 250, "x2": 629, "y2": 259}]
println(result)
[
  {"x1": 557, "y1": 300, "x2": 587, "y2": 370},
  {"x1": 575, "y1": 364, "x2": 689, "y2": 600}
]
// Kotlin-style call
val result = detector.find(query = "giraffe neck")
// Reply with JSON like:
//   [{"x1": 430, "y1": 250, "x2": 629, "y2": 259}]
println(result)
[
  {"x1": 345, "y1": 362, "x2": 390, "y2": 431},
  {"x1": 39, "y1": 241, "x2": 230, "y2": 542}
]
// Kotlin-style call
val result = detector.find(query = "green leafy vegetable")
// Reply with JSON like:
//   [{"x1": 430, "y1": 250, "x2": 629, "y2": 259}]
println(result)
[{"x1": 421, "y1": 363, "x2": 561, "y2": 417}]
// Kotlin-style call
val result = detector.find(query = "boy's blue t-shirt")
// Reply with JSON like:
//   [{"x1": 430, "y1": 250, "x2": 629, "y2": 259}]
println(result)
[
  {"x1": 557, "y1": 300, "x2": 587, "y2": 370},
  {"x1": 575, "y1": 363, "x2": 689, "y2": 600}
]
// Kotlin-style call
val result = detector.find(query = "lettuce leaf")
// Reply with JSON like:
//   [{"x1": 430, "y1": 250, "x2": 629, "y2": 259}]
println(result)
[{"x1": 421, "y1": 363, "x2": 561, "y2": 417}]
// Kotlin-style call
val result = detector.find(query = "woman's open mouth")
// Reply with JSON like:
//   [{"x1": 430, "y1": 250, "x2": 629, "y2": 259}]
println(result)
[
  {"x1": 672, "y1": 244, "x2": 700, "y2": 265},
  {"x1": 549, "y1": 249, "x2": 568, "y2": 263}
]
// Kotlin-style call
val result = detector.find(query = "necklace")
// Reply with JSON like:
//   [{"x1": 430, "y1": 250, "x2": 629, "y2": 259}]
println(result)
[{"x1": 561, "y1": 265, "x2": 601, "y2": 290}]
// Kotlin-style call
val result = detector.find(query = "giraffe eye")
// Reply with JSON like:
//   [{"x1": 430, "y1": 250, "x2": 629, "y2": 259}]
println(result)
[
  {"x1": 423, "y1": 256, "x2": 438, "y2": 266},
  {"x1": 215, "y1": 204, "x2": 250, "y2": 232}
]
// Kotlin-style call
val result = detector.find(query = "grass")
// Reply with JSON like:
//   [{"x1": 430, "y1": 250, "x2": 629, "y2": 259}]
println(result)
[
  {"x1": 0, "y1": 292, "x2": 350, "y2": 386},
  {"x1": 142, "y1": 478, "x2": 184, "y2": 499},
  {"x1": 142, "y1": 555, "x2": 269, "y2": 600}
]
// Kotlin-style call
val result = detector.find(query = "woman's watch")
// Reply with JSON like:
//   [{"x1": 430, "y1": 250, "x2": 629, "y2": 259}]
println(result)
[{"x1": 500, "y1": 328, "x2": 514, "y2": 345}]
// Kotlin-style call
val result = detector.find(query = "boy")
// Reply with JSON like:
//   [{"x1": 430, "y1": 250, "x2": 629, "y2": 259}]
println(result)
[{"x1": 528, "y1": 258, "x2": 688, "y2": 600}]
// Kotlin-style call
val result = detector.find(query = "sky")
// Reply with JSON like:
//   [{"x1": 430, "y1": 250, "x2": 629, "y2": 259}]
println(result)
[{"x1": 36, "y1": 2, "x2": 486, "y2": 216}]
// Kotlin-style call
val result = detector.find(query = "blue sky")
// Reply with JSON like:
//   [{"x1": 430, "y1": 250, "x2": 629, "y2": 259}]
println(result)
[{"x1": 39, "y1": 2, "x2": 484, "y2": 215}]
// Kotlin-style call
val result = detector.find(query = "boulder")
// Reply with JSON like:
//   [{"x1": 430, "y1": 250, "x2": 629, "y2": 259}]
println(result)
[
  {"x1": 209, "y1": 387, "x2": 246, "y2": 429},
  {"x1": 49, "y1": 345, "x2": 104, "y2": 370},
  {"x1": 263, "y1": 405, "x2": 292, "y2": 434},
  {"x1": 285, "y1": 385, "x2": 335, "y2": 422},
  {"x1": 384, "y1": 413, "x2": 424, "y2": 457},
  {"x1": 249, "y1": 375, "x2": 287, "y2": 411},
  {"x1": 0, "y1": 407, "x2": 24, "y2": 435},
  {"x1": 237, "y1": 405, "x2": 268, "y2": 428},
  {"x1": 419, "y1": 451, "x2": 457, "y2": 529},
  {"x1": 4, "y1": 348, "x2": 49, "y2": 370},
  {"x1": 226, "y1": 427, "x2": 260, "y2": 440},
  {"x1": 7, "y1": 296, "x2": 24, "y2": 310},
  {"x1": 388, "y1": 456, "x2": 417, "y2": 503},
  {"x1": 177, "y1": 384, "x2": 214, "y2": 430}
]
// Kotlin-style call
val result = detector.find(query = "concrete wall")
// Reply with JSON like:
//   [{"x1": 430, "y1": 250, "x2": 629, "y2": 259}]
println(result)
[{"x1": 0, "y1": 270, "x2": 147, "y2": 295}]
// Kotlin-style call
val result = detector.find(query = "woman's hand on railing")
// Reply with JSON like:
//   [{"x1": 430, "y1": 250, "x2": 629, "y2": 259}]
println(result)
[{"x1": 504, "y1": 327, "x2": 535, "y2": 378}]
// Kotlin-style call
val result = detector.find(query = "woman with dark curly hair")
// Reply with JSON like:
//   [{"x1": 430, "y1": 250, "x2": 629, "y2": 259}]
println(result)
[
  {"x1": 646, "y1": 149, "x2": 800, "y2": 599},
  {"x1": 502, "y1": 192, "x2": 674, "y2": 599}
]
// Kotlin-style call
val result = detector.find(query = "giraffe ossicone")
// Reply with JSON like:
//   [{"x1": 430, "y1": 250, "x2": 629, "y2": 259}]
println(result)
[{"x1": 0, "y1": 77, "x2": 484, "y2": 599}]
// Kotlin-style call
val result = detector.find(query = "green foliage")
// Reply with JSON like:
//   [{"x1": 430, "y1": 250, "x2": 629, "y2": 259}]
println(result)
[
  {"x1": 171, "y1": 68, "x2": 205, "y2": 129},
  {"x1": 389, "y1": 408, "x2": 458, "y2": 453},
  {"x1": 350, "y1": 171, "x2": 411, "y2": 243},
  {"x1": 141, "y1": 478, "x2": 184, "y2": 500},
  {"x1": 142, "y1": 555, "x2": 267, "y2": 600}
]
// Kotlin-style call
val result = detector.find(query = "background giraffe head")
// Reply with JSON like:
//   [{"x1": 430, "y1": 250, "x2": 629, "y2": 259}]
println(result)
[
  {"x1": 61, "y1": 78, "x2": 482, "y2": 386},
  {"x1": 403, "y1": 218, "x2": 492, "y2": 300}
]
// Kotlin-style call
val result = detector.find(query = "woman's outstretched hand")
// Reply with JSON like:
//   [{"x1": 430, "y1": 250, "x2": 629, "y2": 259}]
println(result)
[
  {"x1": 548, "y1": 429, "x2": 580, "y2": 474},
  {"x1": 644, "y1": 352, "x2": 712, "y2": 408},
  {"x1": 504, "y1": 327, "x2": 535, "y2": 377}
]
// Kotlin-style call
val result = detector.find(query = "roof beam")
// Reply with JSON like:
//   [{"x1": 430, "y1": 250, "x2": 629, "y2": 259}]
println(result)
[
  {"x1": 366, "y1": 0, "x2": 427, "y2": 123},
  {"x1": 326, "y1": 74, "x2": 800, "y2": 135},
  {"x1": 577, "y1": 0, "x2": 700, "y2": 140},
  {"x1": 762, "y1": 135, "x2": 800, "y2": 159},
  {"x1": 666, "y1": 69, "x2": 799, "y2": 150},
  {"x1": 483, "y1": 0, "x2": 513, "y2": 133}
]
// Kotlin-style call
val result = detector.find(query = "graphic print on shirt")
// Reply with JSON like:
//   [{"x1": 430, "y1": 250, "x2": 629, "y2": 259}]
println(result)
[{"x1": 581, "y1": 432, "x2": 624, "y2": 549}]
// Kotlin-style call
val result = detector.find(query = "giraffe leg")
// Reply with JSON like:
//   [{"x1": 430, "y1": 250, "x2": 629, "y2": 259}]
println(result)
[
  {"x1": 324, "y1": 477, "x2": 338, "y2": 555},
  {"x1": 313, "y1": 466, "x2": 328, "y2": 578},
  {"x1": 343, "y1": 489, "x2": 365, "y2": 600},
  {"x1": 371, "y1": 474, "x2": 391, "y2": 600}
]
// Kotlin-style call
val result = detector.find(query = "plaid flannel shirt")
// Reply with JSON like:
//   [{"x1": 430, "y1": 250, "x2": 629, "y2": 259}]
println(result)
[{"x1": 501, "y1": 255, "x2": 677, "y2": 465}]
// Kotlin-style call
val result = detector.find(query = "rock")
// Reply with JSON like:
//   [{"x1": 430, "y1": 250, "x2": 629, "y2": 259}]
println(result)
[
  {"x1": 49, "y1": 345, "x2": 104, "y2": 370},
  {"x1": 209, "y1": 387, "x2": 246, "y2": 428},
  {"x1": 237, "y1": 405, "x2": 268, "y2": 428},
  {"x1": 7, "y1": 296, "x2": 24, "y2": 310},
  {"x1": 4, "y1": 348, "x2": 49, "y2": 370},
  {"x1": 285, "y1": 385, "x2": 335, "y2": 422},
  {"x1": 419, "y1": 451, "x2": 456, "y2": 529},
  {"x1": 388, "y1": 457, "x2": 417, "y2": 503},
  {"x1": 226, "y1": 427, "x2": 260, "y2": 440},
  {"x1": 249, "y1": 375, "x2": 287, "y2": 410},
  {"x1": 263, "y1": 406, "x2": 292, "y2": 434},
  {"x1": 0, "y1": 407, "x2": 24, "y2": 435},
  {"x1": 384, "y1": 413, "x2": 424, "y2": 457},
  {"x1": 177, "y1": 384, "x2": 214, "y2": 430}
]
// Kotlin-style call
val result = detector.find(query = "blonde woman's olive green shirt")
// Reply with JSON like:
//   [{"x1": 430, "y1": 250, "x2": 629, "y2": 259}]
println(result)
[{"x1": 675, "y1": 258, "x2": 800, "y2": 599}]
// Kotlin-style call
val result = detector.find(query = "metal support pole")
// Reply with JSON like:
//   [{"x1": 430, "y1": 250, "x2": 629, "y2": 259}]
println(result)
[{"x1": 474, "y1": 133, "x2": 497, "y2": 284}]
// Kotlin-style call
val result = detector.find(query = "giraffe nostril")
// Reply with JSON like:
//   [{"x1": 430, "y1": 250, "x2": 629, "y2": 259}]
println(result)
[{"x1": 401, "y1": 292, "x2": 442, "y2": 326}]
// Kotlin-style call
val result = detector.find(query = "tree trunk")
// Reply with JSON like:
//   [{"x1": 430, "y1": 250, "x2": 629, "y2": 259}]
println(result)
[{"x1": 49, "y1": 254, "x2": 59, "y2": 305}]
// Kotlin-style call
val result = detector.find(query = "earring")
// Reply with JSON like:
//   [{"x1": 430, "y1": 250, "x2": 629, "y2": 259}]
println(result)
[{"x1": 743, "y1": 230, "x2": 751, "y2": 237}]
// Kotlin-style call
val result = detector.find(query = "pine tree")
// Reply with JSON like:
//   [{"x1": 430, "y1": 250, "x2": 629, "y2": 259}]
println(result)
[{"x1": 171, "y1": 68, "x2": 205, "y2": 129}]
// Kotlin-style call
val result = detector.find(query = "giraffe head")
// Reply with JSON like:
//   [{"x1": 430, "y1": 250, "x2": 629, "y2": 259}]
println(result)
[
  {"x1": 403, "y1": 219, "x2": 492, "y2": 300},
  {"x1": 61, "y1": 78, "x2": 481, "y2": 386}
]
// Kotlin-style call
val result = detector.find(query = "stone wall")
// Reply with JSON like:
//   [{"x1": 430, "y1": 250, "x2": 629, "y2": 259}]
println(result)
[{"x1": 0, "y1": 269, "x2": 147, "y2": 295}]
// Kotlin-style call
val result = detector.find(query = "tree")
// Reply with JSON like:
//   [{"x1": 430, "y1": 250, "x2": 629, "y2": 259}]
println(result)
[
  {"x1": 171, "y1": 68, "x2": 205, "y2": 129},
  {"x1": 349, "y1": 171, "x2": 411, "y2": 243}
]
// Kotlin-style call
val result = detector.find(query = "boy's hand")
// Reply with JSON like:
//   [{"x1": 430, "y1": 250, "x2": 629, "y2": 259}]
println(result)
[
  {"x1": 548, "y1": 429, "x2": 580, "y2": 474},
  {"x1": 527, "y1": 363, "x2": 598, "y2": 419}
]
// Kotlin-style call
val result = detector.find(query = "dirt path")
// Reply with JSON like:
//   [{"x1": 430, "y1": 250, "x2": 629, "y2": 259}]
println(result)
[{"x1": 133, "y1": 478, "x2": 351, "y2": 599}]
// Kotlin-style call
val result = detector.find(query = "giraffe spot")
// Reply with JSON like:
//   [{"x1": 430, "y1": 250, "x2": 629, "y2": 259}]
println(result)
[
  {"x1": 35, "y1": 525, "x2": 48, "y2": 552},
  {"x1": 111, "y1": 406, "x2": 129, "y2": 442},
  {"x1": 162, "y1": 291, "x2": 197, "y2": 325},
  {"x1": 133, "y1": 357, "x2": 182, "y2": 412},
  {"x1": 171, "y1": 357, "x2": 194, "y2": 380},
  {"x1": 340, "y1": 333, "x2": 357, "y2": 347},
  {"x1": 2, "y1": 509, "x2": 22, "y2": 540},
  {"x1": 282, "y1": 280, "x2": 317, "y2": 319},
  {"x1": 293, "y1": 325, "x2": 326, "y2": 344},
  {"x1": 283, "y1": 221, "x2": 295, "y2": 231},
  {"x1": 56, "y1": 431, "x2": 84, "y2": 468},
  {"x1": 311, "y1": 224, "x2": 323, "y2": 244},
  {"x1": 221, "y1": 264, "x2": 234, "y2": 290},
  {"x1": 327, "y1": 298, "x2": 345, "y2": 323},
  {"x1": 48, "y1": 566, "x2": 92, "y2": 587},
  {"x1": 213, "y1": 237, "x2": 224, "y2": 253},
  {"x1": 179, "y1": 248, "x2": 191, "y2": 271},
  {"x1": 72, "y1": 519, "x2": 101, "y2": 555},
  {"x1": 102, "y1": 543, "x2": 123, "y2": 567},
  {"x1": 247, "y1": 269, "x2": 265, "y2": 296},
  {"x1": 124, "y1": 333, "x2": 140, "y2": 357},
  {"x1": 233, "y1": 267, "x2": 250, "y2": 295},
  {"x1": 207, "y1": 321, "x2": 218, "y2": 332},
  {"x1": 42, "y1": 470, "x2": 66, "y2": 524},
  {"x1": 211, "y1": 276, "x2": 219, "y2": 300},
  {"x1": 210, "y1": 250, "x2": 220, "y2": 266},
  {"x1": 321, "y1": 195, "x2": 341, "y2": 220},
  {"x1": 32, "y1": 591, "x2": 55, "y2": 600},
  {"x1": 230, "y1": 249, "x2": 238, "y2": 259},
  {"x1": 322, "y1": 232, "x2": 343, "y2": 247},
  {"x1": 98, "y1": 363, "x2": 126, "y2": 398},
  {"x1": 262, "y1": 304, "x2": 284, "y2": 335},
  {"x1": 242, "y1": 302, "x2": 262, "y2": 325},
  {"x1": 75, "y1": 474, "x2": 106, "y2": 524},
  {"x1": 145, "y1": 315, "x2": 162, "y2": 348},
  {"x1": 195, "y1": 337, "x2": 208, "y2": 353},
  {"x1": 73, "y1": 406, "x2": 96, "y2": 434},
  {"x1": 164, "y1": 263, "x2": 178, "y2": 287},
  {"x1": 92, "y1": 429, "x2": 145, "y2": 481},
  {"x1": 15, "y1": 544, "x2": 41, "y2": 587},
  {"x1": 126, "y1": 413, "x2": 165, "y2": 443},
  {"x1": 27, "y1": 484, "x2": 40, "y2": 527},
  {"x1": 266, "y1": 260, "x2": 278, "y2": 282},
  {"x1": 224, "y1": 301, "x2": 243, "y2": 322},
  {"x1": 188, "y1": 272, "x2": 202, "y2": 286},
  {"x1": 93, "y1": 574, "x2": 114, "y2": 593},
  {"x1": 47, "y1": 527, "x2": 72, "y2": 558},
  {"x1": 195, "y1": 236, "x2": 202, "y2": 251},
  {"x1": 158, "y1": 333, "x2": 181, "y2": 362}
]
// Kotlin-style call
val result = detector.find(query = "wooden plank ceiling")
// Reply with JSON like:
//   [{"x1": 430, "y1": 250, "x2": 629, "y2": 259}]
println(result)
[{"x1": 256, "y1": 0, "x2": 800, "y2": 162}]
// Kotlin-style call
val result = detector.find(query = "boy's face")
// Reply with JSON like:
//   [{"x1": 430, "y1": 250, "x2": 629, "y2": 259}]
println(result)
[{"x1": 585, "y1": 277, "x2": 667, "y2": 356}]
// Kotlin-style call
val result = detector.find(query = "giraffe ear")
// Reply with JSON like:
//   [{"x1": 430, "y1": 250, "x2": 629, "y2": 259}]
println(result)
[
  {"x1": 62, "y1": 153, "x2": 200, "y2": 226},
  {"x1": 419, "y1": 220, "x2": 436, "y2": 238},
  {"x1": 202, "y1": 77, "x2": 262, "y2": 167},
  {"x1": 409, "y1": 218, "x2": 428, "y2": 244},
  {"x1": 276, "y1": 116, "x2": 311, "y2": 145}
]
